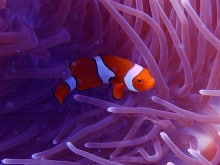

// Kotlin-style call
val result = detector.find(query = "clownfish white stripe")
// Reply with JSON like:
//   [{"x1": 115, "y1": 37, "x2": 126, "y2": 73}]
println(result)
[
  {"x1": 94, "y1": 56, "x2": 115, "y2": 84},
  {"x1": 64, "y1": 76, "x2": 76, "y2": 91},
  {"x1": 124, "y1": 64, "x2": 143, "y2": 92}
]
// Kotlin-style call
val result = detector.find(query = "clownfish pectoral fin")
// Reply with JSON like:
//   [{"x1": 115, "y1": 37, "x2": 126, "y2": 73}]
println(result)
[
  {"x1": 55, "y1": 82, "x2": 70, "y2": 104},
  {"x1": 112, "y1": 83, "x2": 125, "y2": 99}
]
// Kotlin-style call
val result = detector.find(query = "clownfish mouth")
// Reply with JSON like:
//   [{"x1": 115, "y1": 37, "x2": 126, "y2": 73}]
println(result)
[{"x1": 146, "y1": 78, "x2": 156, "y2": 90}]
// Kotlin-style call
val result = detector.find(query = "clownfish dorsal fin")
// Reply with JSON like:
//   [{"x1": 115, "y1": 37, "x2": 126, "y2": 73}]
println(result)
[{"x1": 112, "y1": 82, "x2": 125, "y2": 99}]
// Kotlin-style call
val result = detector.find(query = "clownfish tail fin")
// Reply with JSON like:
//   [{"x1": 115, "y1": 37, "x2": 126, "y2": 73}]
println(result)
[
  {"x1": 55, "y1": 83, "x2": 70, "y2": 104},
  {"x1": 55, "y1": 76, "x2": 76, "y2": 104}
]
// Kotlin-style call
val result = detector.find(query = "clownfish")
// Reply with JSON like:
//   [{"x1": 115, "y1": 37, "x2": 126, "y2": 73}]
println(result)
[{"x1": 55, "y1": 55, "x2": 155, "y2": 104}]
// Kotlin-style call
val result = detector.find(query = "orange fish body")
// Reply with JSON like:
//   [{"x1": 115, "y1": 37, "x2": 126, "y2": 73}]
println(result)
[{"x1": 55, "y1": 55, "x2": 155, "y2": 104}]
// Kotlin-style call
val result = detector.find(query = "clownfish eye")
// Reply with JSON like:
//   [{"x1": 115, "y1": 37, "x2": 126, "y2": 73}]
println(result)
[{"x1": 137, "y1": 79, "x2": 142, "y2": 83}]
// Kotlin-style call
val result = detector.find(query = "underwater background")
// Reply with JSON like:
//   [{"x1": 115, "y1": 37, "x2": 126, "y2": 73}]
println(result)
[{"x1": 1, "y1": 0, "x2": 220, "y2": 164}]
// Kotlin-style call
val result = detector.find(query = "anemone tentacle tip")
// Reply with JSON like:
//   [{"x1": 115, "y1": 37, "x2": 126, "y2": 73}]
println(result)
[
  {"x1": 187, "y1": 148, "x2": 193, "y2": 153},
  {"x1": 1, "y1": 159, "x2": 9, "y2": 164},
  {"x1": 151, "y1": 96, "x2": 157, "y2": 101},
  {"x1": 199, "y1": 89, "x2": 205, "y2": 95},
  {"x1": 107, "y1": 107, "x2": 114, "y2": 112},
  {"x1": 66, "y1": 141, "x2": 75, "y2": 149},
  {"x1": 52, "y1": 139, "x2": 58, "y2": 145},
  {"x1": 188, "y1": 148, "x2": 201, "y2": 154},
  {"x1": 31, "y1": 153, "x2": 39, "y2": 159},
  {"x1": 160, "y1": 132, "x2": 167, "y2": 139},
  {"x1": 84, "y1": 143, "x2": 89, "y2": 148}
]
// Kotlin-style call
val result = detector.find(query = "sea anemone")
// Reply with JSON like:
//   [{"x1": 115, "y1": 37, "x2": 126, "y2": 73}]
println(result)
[{"x1": 1, "y1": 0, "x2": 220, "y2": 165}]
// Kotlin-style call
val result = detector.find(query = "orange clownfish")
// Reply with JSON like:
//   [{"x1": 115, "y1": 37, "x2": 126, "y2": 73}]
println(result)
[{"x1": 55, "y1": 55, "x2": 155, "y2": 104}]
